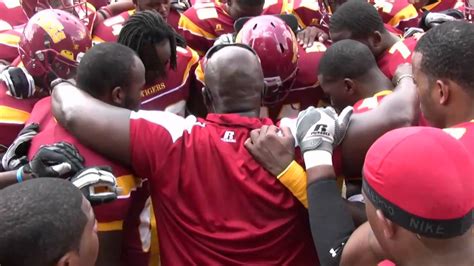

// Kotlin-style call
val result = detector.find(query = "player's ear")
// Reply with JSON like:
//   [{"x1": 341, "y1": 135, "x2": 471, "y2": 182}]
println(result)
[
  {"x1": 56, "y1": 251, "x2": 78, "y2": 266},
  {"x1": 376, "y1": 209, "x2": 396, "y2": 239},
  {"x1": 343, "y1": 78, "x2": 355, "y2": 94},
  {"x1": 368, "y1": 31, "x2": 383, "y2": 51},
  {"x1": 436, "y1": 79, "x2": 450, "y2": 105},
  {"x1": 111, "y1": 86, "x2": 125, "y2": 106}
]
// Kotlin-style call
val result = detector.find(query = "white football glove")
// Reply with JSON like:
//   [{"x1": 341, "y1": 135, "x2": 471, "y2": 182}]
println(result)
[
  {"x1": 70, "y1": 166, "x2": 119, "y2": 206},
  {"x1": 296, "y1": 106, "x2": 353, "y2": 154}
]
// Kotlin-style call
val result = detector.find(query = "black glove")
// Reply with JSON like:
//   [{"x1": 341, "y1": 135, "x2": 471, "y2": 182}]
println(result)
[
  {"x1": 70, "y1": 166, "x2": 118, "y2": 206},
  {"x1": 2, "y1": 123, "x2": 40, "y2": 171},
  {"x1": 23, "y1": 142, "x2": 85, "y2": 179},
  {"x1": 419, "y1": 9, "x2": 464, "y2": 30},
  {"x1": 0, "y1": 67, "x2": 36, "y2": 99}
]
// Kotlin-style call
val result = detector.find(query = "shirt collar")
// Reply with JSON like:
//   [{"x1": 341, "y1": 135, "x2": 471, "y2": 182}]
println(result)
[{"x1": 205, "y1": 113, "x2": 273, "y2": 129}]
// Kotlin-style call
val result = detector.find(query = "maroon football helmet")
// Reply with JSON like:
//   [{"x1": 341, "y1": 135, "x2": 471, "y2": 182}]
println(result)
[
  {"x1": 19, "y1": 9, "x2": 91, "y2": 88},
  {"x1": 21, "y1": 0, "x2": 92, "y2": 28},
  {"x1": 236, "y1": 15, "x2": 299, "y2": 105}
]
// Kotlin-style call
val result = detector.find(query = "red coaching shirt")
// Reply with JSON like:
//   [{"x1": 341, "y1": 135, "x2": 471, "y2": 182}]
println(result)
[
  {"x1": 444, "y1": 120, "x2": 474, "y2": 151},
  {"x1": 129, "y1": 111, "x2": 318, "y2": 265}
]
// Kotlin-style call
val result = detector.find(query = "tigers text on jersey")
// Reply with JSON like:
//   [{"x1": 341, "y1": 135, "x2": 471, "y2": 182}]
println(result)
[{"x1": 130, "y1": 111, "x2": 319, "y2": 265}]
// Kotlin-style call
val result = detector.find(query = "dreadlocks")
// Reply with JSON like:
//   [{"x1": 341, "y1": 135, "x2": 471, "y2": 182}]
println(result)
[{"x1": 118, "y1": 10, "x2": 179, "y2": 71}]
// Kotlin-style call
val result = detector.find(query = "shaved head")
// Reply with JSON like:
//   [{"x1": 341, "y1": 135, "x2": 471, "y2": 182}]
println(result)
[{"x1": 204, "y1": 45, "x2": 264, "y2": 114}]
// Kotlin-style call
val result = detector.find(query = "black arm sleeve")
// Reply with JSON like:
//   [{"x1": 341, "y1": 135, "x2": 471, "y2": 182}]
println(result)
[{"x1": 308, "y1": 179, "x2": 356, "y2": 266}]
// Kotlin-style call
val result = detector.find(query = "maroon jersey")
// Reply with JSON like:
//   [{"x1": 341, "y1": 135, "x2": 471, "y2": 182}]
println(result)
[
  {"x1": 0, "y1": 26, "x2": 22, "y2": 62},
  {"x1": 27, "y1": 97, "x2": 152, "y2": 266},
  {"x1": 377, "y1": 37, "x2": 417, "y2": 80},
  {"x1": 0, "y1": 79, "x2": 39, "y2": 148},
  {"x1": 292, "y1": 0, "x2": 329, "y2": 29},
  {"x1": 374, "y1": 0, "x2": 459, "y2": 30},
  {"x1": 92, "y1": 10, "x2": 133, "y2": 43},
  {"x1": 262, "y1": 43, "x2": 327, "y2": 120},
  {"x1": 179, "y1": 0, "x2": 288, "y2": 55},
  {"x1": 444, "y1": 120, "x2": 474, "y2": 152},
  {"x1": 0, "y1": 0, "x2": 28, "y2": 28},
  {"x1": 129, "y1": 111, "x2": 318, "y2": 265},
  {"x1": 140, "y1": 46, "x2": 199, "y2": 115}
]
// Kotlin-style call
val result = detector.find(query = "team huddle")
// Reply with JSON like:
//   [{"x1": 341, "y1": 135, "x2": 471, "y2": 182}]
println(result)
[{"x1": 0, "y1": 0, "x2": 472, "y2": 265}]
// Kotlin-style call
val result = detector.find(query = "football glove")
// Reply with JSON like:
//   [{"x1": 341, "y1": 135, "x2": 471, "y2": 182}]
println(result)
[
  {"x1": 24, "y1": 142, "x2": 85, "y2": 179},
  {"x1": 214, "y1": 33, "x2": 235, "y2": 46},
  {"x1": 70, "y1": 166, "x2": 118, "y2": 206},
  {"x1": 2, "y1": 123, "x2": 40, "y2": 171},
  {"x1": 171, "y1": 0, "x2": 190, "y2": 12},
  {"x1": 296, "y1": 106, "x2": 353, "y2": 154},
  {"x1": 0, "y1": 67, "x2": 35, "y2": 99},
  {"x1": 419, "y1": 9, "x2": 464, "y2": 30}
]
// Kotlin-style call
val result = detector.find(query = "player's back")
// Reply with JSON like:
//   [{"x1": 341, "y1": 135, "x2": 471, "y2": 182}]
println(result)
[
  {"x1": 178, "y1": 1, "x2": 235, "y2": 55},
  {"x1": 0, "y1": 79, "x2": 39, "y2": 148},
  {"x1": 130, "y1": 111, "x2": 319, "y2": 265},
  {"x1": 378, "y1": 36, "x2": 417, "y2": 80},
  {"x1": 27, "y1": 97, "x2": 151, "y2": 266},
  {"x1": 0, "y1": 0, "x2": 27, "y2": 28},
  {"x1": 92, "y1": 10, "x2": 133, "y2": 44}
]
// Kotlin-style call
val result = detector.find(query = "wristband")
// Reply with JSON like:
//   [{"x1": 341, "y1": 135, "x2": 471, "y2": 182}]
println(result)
[
  {"x1": 303, "y1": 150, "x2": 333, "y2": 169},
  {"x1": 396, "y1": 74, "x2": 414, "y2": 85},
  {"x1": 16, "y1": 166, "x2": 24, "y2": 183},
  {"x1": 277, "y1": 160, "x2": 297, "y2": 179}
]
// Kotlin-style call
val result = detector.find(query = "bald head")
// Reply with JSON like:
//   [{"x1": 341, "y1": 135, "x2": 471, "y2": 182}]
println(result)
[{"x1": 204, "y1": 45, "x2": 264, "y2": 114}]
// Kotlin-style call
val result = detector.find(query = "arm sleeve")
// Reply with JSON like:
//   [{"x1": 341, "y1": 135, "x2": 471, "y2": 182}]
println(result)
[
  {"x1": 277, "y1": 160, "x2": 308, "y2": 207},
  {"x1": 129, "y1": 111, "x2": 196, "y2": 180},
  {"x1": 307, "y1": 179, "x2": 356, "y2": 266}
]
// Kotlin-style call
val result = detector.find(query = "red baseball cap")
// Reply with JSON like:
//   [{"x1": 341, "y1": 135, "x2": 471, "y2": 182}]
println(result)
[{"x1": 363, "y1": 127, "x2": 473, "y2": 238}]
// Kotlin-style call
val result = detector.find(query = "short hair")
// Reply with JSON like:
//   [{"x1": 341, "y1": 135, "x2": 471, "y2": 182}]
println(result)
[
  {"x1": 319, "y1": 39, "x2": 377, "y2": 80},
  {"x1": 76, "y1": 42, "x2": 138, "y2": 98},
  {"x1": 415, "y1": 21, "x2": 474, "y2": 95},
  {"x1": 236, "y1": 0, "x2": 265, "y2": 6},
  {"x1": 118, "y1": 10, "x2": 178, "y2": 71},
  {"x1": 330, "y1": 0, "x2": 386, "y2": 39},
  {"x1": 0, "y1": 178, "x2": 87, "y2": 266}
]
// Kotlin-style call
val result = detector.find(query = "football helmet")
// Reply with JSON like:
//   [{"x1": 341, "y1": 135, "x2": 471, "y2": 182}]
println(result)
[
  {"x1": 21, "y1": 0, "x2": 91, "y2": 27},
  {"x1": 18, "y1": 9, "x2": 91, "y2": 88},
  {"x1": 236, "y1": 15, "x2": 299, "y2": 105}
]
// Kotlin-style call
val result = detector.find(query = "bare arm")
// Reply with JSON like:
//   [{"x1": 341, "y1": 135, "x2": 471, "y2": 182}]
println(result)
[
  {"x1": 51, "y1": 82, "x2": 132, "y2": 166},
  {"x1": 341, "y1": 66, "x2": 419, "y2": 177}
]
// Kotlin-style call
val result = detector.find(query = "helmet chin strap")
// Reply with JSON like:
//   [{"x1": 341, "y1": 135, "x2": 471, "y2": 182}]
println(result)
[{"x1": 262, "y1": 67, "x2": 299, "y2": 106}]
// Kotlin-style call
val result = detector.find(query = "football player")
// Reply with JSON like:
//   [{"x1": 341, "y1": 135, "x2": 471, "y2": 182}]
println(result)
[
  {"x1": 178, "y1": 0, "x2": 271, "y2": 55},
  {"x1": 329, "y1": 1, "x2": 417, "y2": 80},
  {"x1": 0, "y1": 9, "x2": 91, "y2": 149},
  {"x1": 26, "y1": 43, "x2": 151, "y2": 266},
  {"x1": 116, "y1": 11, "x2": 199, "y2": 116},
  {"x1": 0, "y1": 178, "x2": 99, "y2": 266},
  {"x1": 236, "y1": 15, "x2": 327, "y2": 121}
]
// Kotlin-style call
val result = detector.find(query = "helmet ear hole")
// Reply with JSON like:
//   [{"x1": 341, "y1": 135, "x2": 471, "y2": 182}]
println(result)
[
  {"x1": 279, "y1": 43, "x2": 285, "y2": 53},
  {"x1": 253, "y1": 23, "x2": 258, "y2": 30}
]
